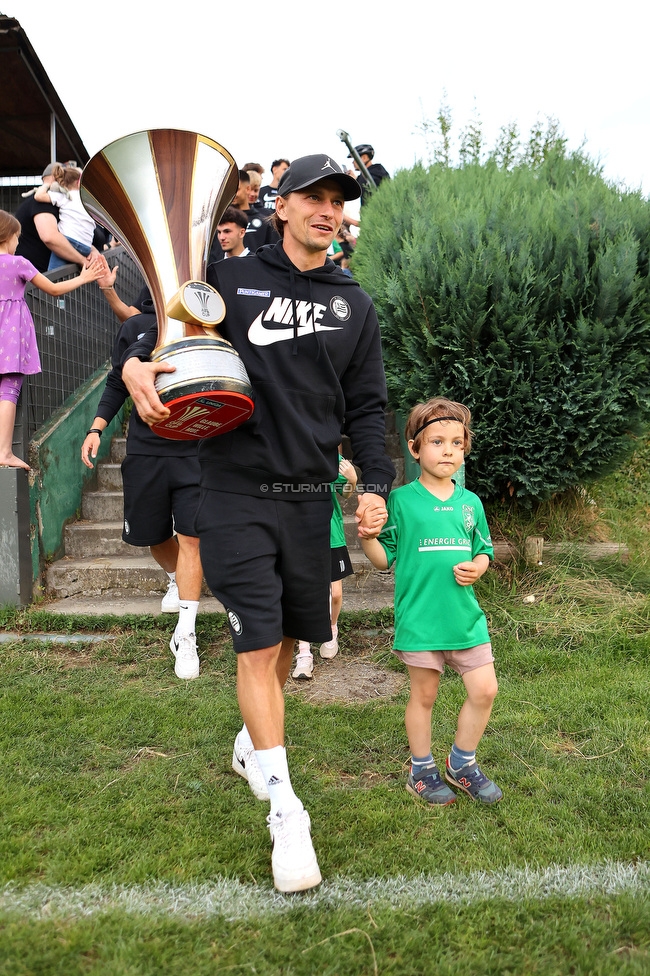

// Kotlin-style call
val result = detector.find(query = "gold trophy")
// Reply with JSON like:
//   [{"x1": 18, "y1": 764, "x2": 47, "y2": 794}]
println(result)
[{"x1": 80, "y1": 129, "x2": 254, "y2": 439}]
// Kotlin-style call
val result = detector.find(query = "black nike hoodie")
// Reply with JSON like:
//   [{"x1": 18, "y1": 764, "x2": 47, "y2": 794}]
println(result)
[{"x1": 124, "y1": 243, "x2": 395, "y2": 499}]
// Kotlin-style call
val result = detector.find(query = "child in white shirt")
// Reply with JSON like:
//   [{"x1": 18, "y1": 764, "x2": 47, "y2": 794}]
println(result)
[{"x1": 34, "y1": 165, "x2": 95, "y2": 271}]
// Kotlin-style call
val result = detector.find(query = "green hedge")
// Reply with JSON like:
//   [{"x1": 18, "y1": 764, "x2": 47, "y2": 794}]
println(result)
[{"x1": 353, "y1": 154, "x2": 650, "y2": 503}]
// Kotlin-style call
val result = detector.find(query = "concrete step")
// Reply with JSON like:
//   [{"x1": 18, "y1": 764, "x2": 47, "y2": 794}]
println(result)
[
  {"x1": 63, "y1": 521, "x2": 136, "y2": 558},
  {"x1": 46, "y1": 554, "x2": 179, "y2": 600},
  {"x1": 45, "y1": 551, "x2": 393, "y2": 602},
  {"x1": 110, "y1": 437, "x2": 127, "y2": 463},
  {"x1": 42, "y1": 587, "x2": 391, "y2": 615},
  {"x1": 96, "y1": 463, "x2": 123, "y2": 492},
  {"x1": 82, "y1": 490, "x2": 124, "y2": 522},
  {"x1": 49, "y1": 428, "x2": 400, "y2": 606}
]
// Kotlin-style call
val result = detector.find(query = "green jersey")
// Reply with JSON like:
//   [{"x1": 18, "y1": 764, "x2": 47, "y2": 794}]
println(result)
[
  {"x1": 379, "y1": 479, "x2": 493, "y2": 651},
  {"x1": 330, "y1": 454, "x2": 351, "y2": 549}
]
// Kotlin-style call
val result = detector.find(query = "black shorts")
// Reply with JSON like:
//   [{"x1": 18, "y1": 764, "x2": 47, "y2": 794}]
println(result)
[
  {"x1": 121, "y1": 454, "x2": 201, "y2": 547},
  {"x1": 195, "y1": 489, "x2": 332, "y2": 652},
  {"x1": 331, "y1": 545, "x2": 353, "y2": 581}
]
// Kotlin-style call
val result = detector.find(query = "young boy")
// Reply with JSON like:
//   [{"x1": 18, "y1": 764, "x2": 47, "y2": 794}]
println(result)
[{"x1": 361, "y1": 398, "x2": 502, "y2": 805}]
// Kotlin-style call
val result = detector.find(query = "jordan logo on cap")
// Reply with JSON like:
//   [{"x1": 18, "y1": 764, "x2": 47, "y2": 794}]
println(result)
[{"x1": 321, "y1": 157, "x2": 334, "y2": 171}]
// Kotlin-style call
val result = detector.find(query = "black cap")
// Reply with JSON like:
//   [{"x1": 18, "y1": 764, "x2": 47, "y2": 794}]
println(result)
[
  {"x1": 348, "y1": 144, "x2": 374, "y2": 159},
  {"x1": 277, "y1": 154, "x2": 361, "y2": 201}
]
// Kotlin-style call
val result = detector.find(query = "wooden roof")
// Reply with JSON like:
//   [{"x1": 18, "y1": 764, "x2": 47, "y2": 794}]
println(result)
[{"x1": 0, "y1": 14, "x2": 89, "y2": 176}]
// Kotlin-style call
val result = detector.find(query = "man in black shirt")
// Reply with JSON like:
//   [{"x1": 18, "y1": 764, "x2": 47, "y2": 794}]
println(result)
[
  {"x1": 121, "y1": 154, "x2": 394, "y2": 895},
  {"x1": 15, "y1": 163, "x2": 95, "y2": 271},
  {"x1": 347, "y1": 144, "x2": 391, "y2": 206},
  {"x1": 258, "y1": 158, "x2": 290, "y2": 211}
]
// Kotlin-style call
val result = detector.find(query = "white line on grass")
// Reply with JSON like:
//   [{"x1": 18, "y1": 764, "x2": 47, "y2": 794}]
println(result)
[{"x1": 0, "y1": 861, "x2": 648, "y2": 921}]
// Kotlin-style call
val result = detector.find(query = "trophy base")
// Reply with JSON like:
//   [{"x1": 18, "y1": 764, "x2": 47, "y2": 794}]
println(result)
[{"x1": 151, "y1": 337, "x2": 254, "y2": 440}]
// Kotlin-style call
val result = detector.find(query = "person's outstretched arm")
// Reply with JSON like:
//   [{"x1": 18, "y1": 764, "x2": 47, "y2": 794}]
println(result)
[{"x1": 30, "y1": 258, "x2": 104, "y2": 295}]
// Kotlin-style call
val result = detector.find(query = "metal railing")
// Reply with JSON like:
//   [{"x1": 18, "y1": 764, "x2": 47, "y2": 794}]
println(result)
[{"x1": 13, "y1": 247, "x2": 144, "y2": 457}]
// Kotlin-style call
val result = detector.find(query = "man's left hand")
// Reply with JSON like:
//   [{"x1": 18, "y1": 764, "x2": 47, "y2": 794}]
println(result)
[{"x1": 355, "y1": 492, "x2": 388, "y2": 538}]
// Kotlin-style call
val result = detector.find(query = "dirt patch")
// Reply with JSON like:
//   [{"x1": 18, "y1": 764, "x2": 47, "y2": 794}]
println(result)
[{"x1": 286, "y1": 652, "x2": 405, "y2": 704}]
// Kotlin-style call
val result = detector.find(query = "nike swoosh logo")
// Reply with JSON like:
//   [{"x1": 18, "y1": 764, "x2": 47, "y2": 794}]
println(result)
[{"x1": 248, "y1": 311, "x2": 343, "y2": 346}]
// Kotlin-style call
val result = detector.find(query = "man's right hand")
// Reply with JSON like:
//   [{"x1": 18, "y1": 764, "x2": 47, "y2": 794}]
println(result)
[{"x1": 122, "y1": 358, "x2": 175, "y2": 425}]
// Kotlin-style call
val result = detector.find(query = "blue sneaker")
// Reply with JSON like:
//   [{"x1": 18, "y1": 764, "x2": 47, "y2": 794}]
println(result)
[
  {"x1": 445, "y1": 756, "x2": 503, "y2": 804},
  {"x1": 406, "y1": 764, "x2": 456, "y2": 806}
]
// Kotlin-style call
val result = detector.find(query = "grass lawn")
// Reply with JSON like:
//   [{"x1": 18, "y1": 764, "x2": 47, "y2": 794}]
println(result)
[{"x1": 1, "y1": 446, "x2": 650, "y2": 974}]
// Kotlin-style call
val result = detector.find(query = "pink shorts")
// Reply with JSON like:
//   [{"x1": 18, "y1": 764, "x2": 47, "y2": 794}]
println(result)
[{"x1": 393, "y1": 642, "x2": 494, "y2": 675}]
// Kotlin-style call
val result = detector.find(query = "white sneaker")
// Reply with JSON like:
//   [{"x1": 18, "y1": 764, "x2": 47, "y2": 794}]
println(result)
[
  {"x1": 292, "y1": 642, "x2": 313, "y2": 680},
  {"x1": 169, "y1": 631, "x2": 200, "y2": 680},
  {"x1": 232, "y1": 732, "x2": 270, "y2": 801},
  {"x1": 267, "y1": 808, "x2": 322, "y2": 893},
  {"x1": 319, "y1": 625, "x2": 339, "y2": 659},
  {"x1": 161, "y1": 579, "x2": 180, "y2": 613}
]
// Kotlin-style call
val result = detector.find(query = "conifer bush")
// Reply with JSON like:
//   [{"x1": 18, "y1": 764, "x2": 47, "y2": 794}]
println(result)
[{"x1": 353, "y1": 153, "x2": 650, "y2": 503}]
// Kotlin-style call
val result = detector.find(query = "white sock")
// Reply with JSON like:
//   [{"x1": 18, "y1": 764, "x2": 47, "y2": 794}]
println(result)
[
  {"x1": 176, "y1": 599, "x2": 199, "y2": 636},
  {"x1": 255, "y1": 745, "x2": 303, "y2": 818},
  {"x1": 167, "y1": 571, "x2": 176, "y2": 583}
]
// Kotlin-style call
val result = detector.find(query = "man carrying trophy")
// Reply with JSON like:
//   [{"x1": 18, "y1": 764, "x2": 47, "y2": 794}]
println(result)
[{"x1": 122, "y1": 153, "x2": 395, "y2": 894}]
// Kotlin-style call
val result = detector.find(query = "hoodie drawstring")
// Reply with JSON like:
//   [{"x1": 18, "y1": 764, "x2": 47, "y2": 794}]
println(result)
[{"x1": 289, "y1": 264, "x2": 299, "y2": 356}]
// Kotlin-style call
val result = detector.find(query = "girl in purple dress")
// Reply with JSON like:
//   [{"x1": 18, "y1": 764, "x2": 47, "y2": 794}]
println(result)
[{"x1": 0, "y1": 210, "x2": 103, "y2": 470}]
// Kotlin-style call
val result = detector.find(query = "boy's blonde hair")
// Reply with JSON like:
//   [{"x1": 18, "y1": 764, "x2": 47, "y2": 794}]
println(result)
[
  {"x1": 405, "y1": 397, "x2": 473, "y2": 454},
  {"x1": 0, "y1": 210, "x2": 21, "y2": 244}
]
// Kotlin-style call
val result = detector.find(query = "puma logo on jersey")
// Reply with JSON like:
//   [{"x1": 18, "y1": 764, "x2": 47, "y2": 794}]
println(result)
[{"x1": 248, "y1": 296, "x2": 343, "y2": 345}]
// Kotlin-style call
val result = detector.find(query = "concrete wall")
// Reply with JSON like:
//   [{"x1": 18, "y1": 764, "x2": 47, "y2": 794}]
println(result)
[
  {"x1": 0, "y1": 467, "x2": 32, "y2": 607},
  {"x1": 28, "y1": 367, "x2": 123, "y2": 595}
]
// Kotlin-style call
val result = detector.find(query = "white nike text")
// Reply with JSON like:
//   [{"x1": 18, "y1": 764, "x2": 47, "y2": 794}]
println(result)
[{"x1": 247, "y1": 298, "x2": 343, "y2": 346}]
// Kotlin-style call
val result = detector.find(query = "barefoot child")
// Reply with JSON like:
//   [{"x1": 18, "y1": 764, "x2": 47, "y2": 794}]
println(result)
[
  {"x1": 361, "y1": 397, "x2": 502, "y2": 805},
  {"x1": 0, "y1": 210, "x2": 104, "y2": 469}
]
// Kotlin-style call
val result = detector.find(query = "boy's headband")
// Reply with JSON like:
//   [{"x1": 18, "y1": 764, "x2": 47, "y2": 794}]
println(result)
[{"x1": 412, "y1": 416, "x2": 464, "y2": 439}]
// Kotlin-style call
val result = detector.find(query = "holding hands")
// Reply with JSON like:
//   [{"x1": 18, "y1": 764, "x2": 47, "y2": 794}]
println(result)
[{"x1": 355, "y1": 491, "x2": 388, "y2": 539}]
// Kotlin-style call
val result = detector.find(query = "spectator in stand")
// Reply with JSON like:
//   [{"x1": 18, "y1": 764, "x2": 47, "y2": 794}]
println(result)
[
  {"x1": 259, "y1": 159, "x2": 290, "y2": 211},
  {"x1": 215, "y1": 206, "x2": 250, "y2": 259},
  {"x1": 0, "y1": 210, "x2": 103, "y2": 469},
  {"x1": 327, "y1": 235, "x2": 345, "y2": 265},
  {"x1": 14, "y1": 163, "x2": 94, "y2": 272},
  {"x1": 243, "y1": 162, "x2": 265, "y2": 177},
  {"x1": 337, "y1": 226, "x2": 356, "y2": 262},
  {"x1": 246, "y1": 171, "x2": 263, "y2": 210},
  {"x1": 209, "y1": 170, "x2": 279, "y2": 262},
  {"x1": 347, "y1": 144, "x2": 391, "y2": 203},
  {"x1": 344, "y1": 145, "x2": 391, "y2": 232},
  {"x1": 34, "y1": 165, "x2": 96, "y2": 271}
]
